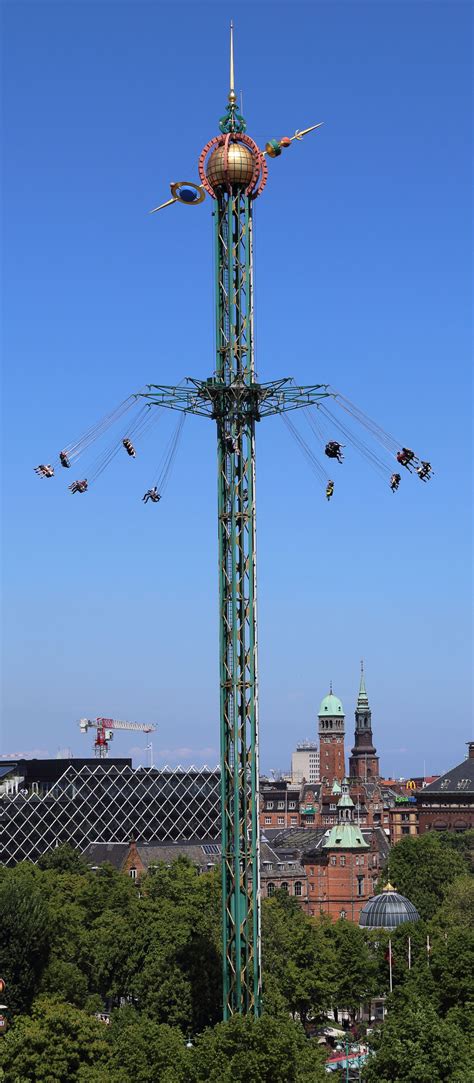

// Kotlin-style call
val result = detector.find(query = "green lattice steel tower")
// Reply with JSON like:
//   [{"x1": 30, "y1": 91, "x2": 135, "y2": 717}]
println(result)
[{"x1": 143, "y1": 26, "x2": 327, "y2": 1018}]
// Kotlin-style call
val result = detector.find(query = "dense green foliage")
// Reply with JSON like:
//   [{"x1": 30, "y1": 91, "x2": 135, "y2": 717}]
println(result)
[
  {"x1": 262, "y1": 890, "x2": 337, "y2": 1022},
  {"x1": 0, "y1": 831, "x2": 471, "y2": 1081},
  {"x1": 362, "y1": 989, "x2": 473, "y2": 1083},
  {"x1": 188, "y1": 1014, "x2": 326, "y2": 1082},
  {"x1": 362, "y1": 831, "x2": 474, "y2": 1081},
  {"x1": 0, "y1": 866, "x2": 51, "y2": 1014},
  {"x1": 0, "y1": 998, "x2": 112, "y2": 1081},
  {"x1": 379, "y1": 830, "x2": 470, "y2": 919}
]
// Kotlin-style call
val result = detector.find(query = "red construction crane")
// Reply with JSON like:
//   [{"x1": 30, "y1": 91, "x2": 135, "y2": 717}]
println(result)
[{"x1": 78, "y1": 717, "x2": 156, "y2": 758}]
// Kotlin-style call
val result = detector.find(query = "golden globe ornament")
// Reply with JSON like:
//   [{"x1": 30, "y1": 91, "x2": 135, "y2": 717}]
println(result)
[{"x1": 206, "y1": 140, "x2": 256, "y2": 190}]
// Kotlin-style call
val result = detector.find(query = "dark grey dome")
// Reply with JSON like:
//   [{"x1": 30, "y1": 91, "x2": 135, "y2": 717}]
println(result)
[{"x1": 358, "y1": 889, "x2": 420, "y2": 929}]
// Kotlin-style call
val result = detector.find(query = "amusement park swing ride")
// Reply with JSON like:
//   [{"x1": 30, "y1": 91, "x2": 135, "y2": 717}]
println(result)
[{"x1": 35, "y1": 26, "x2": 432, "y2": 1018}]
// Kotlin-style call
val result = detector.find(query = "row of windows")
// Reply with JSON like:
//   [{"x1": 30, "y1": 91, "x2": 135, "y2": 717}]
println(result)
[
  {"x1": 265, "y1": 801, "x2": 297, "y2": 810},
  {"x1": 264, "y1": 816, "x2": 298, "y2": 826},
  {"x1": 267, "y1": 881, "x2": 303, "y2": 897}
]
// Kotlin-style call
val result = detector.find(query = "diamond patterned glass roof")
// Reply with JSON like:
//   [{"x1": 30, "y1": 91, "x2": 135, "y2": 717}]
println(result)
[{"x1": 0, "y1": 764, "x2": 221, "y2": 865}]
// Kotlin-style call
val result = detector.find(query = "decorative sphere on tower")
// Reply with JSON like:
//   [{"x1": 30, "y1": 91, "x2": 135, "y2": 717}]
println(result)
[{"x1": 206, "y1": 139, "x2": 256, "y2": 190}]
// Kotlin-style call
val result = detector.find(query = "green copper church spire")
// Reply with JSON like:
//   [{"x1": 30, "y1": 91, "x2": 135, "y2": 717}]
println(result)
[{"x1": 357, "y1": 659, "x2": 369, "y2": 709}]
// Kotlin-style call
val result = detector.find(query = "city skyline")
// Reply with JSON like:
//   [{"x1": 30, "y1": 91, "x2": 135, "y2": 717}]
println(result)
[{"x1": 0, "y1": 661, "x2": 460, "y2": 783}]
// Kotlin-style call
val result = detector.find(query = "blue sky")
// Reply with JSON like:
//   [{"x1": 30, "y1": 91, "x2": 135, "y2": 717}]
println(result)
[{"x1": 2, "y1": 1, "x2": 472, "y2": 777}]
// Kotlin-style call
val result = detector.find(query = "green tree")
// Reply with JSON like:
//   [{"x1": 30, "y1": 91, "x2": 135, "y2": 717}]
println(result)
[
  {"x1": 437, "y1": 828, "x2": 474, "y2": 862},
  {"x1": 105, "y1": 1007, "x2": 189, "y2": 1083},
  {"x1": 129, "y1": 859, "x2": 221, "y2": 1031},
  {"x1": 39, "y1": 959, "x2": 88, "y2": 1007},
  {"x1": 330, "y1": 920, "x2": 378, "y2": 1019},
  {"x1": 37, "y1": 861, "x2": 140, "y2": 1008},
  {"x1": 38, "y1": 844, "x2": 89, "y2": 874},
  {"x1": 262, "y1": 893, "x2": 337, "y2": 1024},
  {"x1": 428, "y1": 926, "x2": 474, "y2": 1013},
  {"x1": 0, "y1": 997, "x2": 111, "y2": 1082},
  {"x1": 362, "y1": 988, "x2": 472, "y2": 1082},
  {"x1": 0, "y1": 866, "x2": 51, "y2": 1014},
  {"x1": 432, "y1": 874, "x2": 474, "y2": 930},
  {"x1": 83, "y1": 910, "x2": 135, "y2": 1004},
  {"x1": 188, "y1": 1014, "x2": 326, "y2": 1083},
  {"x1": 379, "y1": 834, "x2": 468, "y2": 919}
]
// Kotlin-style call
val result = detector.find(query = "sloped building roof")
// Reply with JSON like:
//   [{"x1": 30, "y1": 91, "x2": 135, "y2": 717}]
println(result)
[
  {"x1": 420, "y1": 751, "x2": 474, "y2": 796},
  {"x1": 264, "y1": 824, "x2": 390, "y2": 863},
  {"x1": 323, "y1": 823, "x2": 369, "y2": 850}
]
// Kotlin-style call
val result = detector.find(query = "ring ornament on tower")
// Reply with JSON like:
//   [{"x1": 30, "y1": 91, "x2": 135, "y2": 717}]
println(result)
[{"x1": 149, "y1": 181, "x2": 206, "y2": 215}]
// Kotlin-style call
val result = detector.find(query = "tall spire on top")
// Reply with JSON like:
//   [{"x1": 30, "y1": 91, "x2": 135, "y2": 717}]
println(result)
[
  {"x1": 357, "y1": 659, "x2": 369, "y2": 708},
  {"x1": 219, "y1": 22, "x2": 246, "y2": 134},
  {"x1": 229, "y1": 21, "x2": 236, "y2": 104}
]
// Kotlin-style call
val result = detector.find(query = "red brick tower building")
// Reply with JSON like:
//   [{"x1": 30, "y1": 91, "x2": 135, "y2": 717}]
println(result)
[
  {"x1": 318, "y1": 685, "x2": 345, "y2": 785},
  {"x1": 302, "y1": 781, "x2": 371, "y2": 921},
  {"x1": 349, "y1": 662, "x2": 380, "y2": 781}
]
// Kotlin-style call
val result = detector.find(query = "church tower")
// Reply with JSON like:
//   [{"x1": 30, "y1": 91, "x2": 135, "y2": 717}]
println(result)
[
  {"x1": 349, "y1": 662, "x2": 380, "y2": 780},
  {"x1": 318, "y1": 685, "x2": 345, "y2": 784}
]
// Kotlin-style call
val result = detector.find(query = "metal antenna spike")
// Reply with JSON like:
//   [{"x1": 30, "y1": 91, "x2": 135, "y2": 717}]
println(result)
[
  {"x1": 148, "y1": 197, "x2": 177, "y2": 215},
  {"x1": 292, "y1": 122, "x2": 324, "y2": 141},
  {"x1": 229, "y1": 20, "x2": 236, "y2": 103}
]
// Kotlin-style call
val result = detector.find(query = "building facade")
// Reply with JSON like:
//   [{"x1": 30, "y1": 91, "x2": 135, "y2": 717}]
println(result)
[
  {"x1": 388, "y1": 795, "x2": 419, "y2": 844},
  {"x1": 264, "y1": 796, "x2": 390, "y2": 924},
  {"x1": 416, "y1": 743, "x2": 474, "y2": 833},
  {"x1": 260, "y1": 779, "x2": 301, "y2": 830},
  {"x1": 291, "y1": 741, "x2": 320, "y2": 784},
  {"x1": 301, "y1": 783, "x2": 377, "y2": 922}
]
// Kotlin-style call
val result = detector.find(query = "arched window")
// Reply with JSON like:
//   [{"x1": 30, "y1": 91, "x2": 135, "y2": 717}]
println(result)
[
  {"x1": 267, "y1": 882, "x2": 275, "y2": 897},
  {"x1": 340, "y1": 909, "x2": 346, "y2": 919},
  {"x1": 280, "y1": 882, "x2": 289, "y2": 893},
  {"x1": 294, "y1": 881, "x2": 302, "y2": 896}
]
